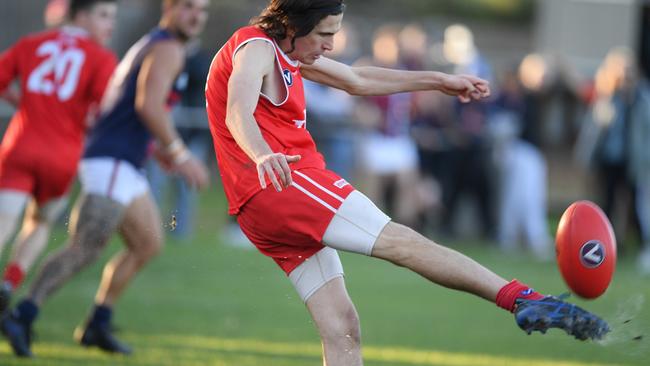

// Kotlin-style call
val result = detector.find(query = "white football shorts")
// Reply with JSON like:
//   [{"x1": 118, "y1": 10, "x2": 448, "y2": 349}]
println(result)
[{"x1": 79, "y1": 158, "x2": 149, "y2": 206}]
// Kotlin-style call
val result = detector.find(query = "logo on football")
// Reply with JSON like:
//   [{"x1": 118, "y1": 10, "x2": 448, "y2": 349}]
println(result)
[
  {"x1": 556, "y1": 200, "x2": 617, "y2": 299},
  {"x1": 579, "y1": 240, "x2": 605, "y2": 268}
]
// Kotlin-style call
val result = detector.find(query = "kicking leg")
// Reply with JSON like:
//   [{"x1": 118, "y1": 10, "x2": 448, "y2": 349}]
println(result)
[
  {"x1": 324, "y1": 190, "x2": 609, "y2": 341},
  {"x1": 371, "y1": 221, "x2": 507, "y2": 301}
]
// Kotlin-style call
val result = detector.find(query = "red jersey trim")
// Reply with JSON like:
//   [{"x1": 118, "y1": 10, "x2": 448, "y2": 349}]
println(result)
[
  {"x1": 272, "y1": 39, "x2": 300, "y2": 68},
  {"x1": 231, "y1": 37, "x2": 290, "y2": 107}
]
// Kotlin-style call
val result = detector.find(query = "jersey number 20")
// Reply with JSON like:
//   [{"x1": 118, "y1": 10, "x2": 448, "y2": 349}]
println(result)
[{"x1": 27, "y1": 41, "x2": 86, "y2": 102}]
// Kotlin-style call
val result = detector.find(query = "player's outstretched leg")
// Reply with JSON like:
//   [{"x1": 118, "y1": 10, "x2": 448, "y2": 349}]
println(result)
[
  {"x1": 74, "y1": 193, "x2": 163, "y2": 355},
  {"x1": 306, "y1": 277, "x2": 362, "y2": 366},
  {"x1": 370, "y1": 222, "x2": 610, "y2": 340}
]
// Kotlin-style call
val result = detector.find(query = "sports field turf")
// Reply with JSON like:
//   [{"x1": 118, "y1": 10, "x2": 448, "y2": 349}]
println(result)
[{"x1": 0, "y1": 186, "x2": 648, "y2": 366}]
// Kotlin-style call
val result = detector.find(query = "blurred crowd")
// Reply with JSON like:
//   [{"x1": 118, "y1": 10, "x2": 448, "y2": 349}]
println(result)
[{"x1": 296, "y1": 21, "x2": 650, "y2": 272}]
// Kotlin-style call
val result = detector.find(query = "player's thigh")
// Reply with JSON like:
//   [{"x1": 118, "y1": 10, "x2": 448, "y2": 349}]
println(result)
[
  {"x1": 0, "y1": 190, "x2": 30, "y2": 243},
  {"x1": 79, "y1": 158, "x2": 153, "y2": 248},
  {"x1": 0, "y1": 149, "x2": 33, "y2": 218},
  {"x1": 0, "y1": 148, "x2": 35, "y2": 205},
  {"x1": 118, "y1": 192, "x2": 163, "y2": 256},
  {"x1": 289, "y1": 247, "x2": 344, "y2": 302},
  {"x1": 322, "y1": 190, "x2": 391, "y2": 256}
]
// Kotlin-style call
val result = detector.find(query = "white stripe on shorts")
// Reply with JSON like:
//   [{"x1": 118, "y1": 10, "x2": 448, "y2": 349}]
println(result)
[
  {"x1": 291, "y1": 181, "x2": 337, "y2": 213},
  {"x1": 294, "y1": 171, "x2": 344, "y2": 202}
]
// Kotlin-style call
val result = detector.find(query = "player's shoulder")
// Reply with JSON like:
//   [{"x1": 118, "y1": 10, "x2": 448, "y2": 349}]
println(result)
[
  {"x1": 149, "y1": 38, "x2": 185, "y2": 58},
  {"x1": 26, "y1": 28, "x2": 60, "y2": 41},
  {"x1": 232, "y1": 26, "x2": 275, "y2": 53},
  {"x1": 83, "y1": 41, "x2": 116, "y2": 60},
  {"x1": 233, "y1": 25, "x2": 268, "y2": 39},
  {"x1": 232, "y1": 26, "x2": 274, "y2": 48},
  {"x1": 232, "y1": 38, "x2": 275, "y2": 69}
]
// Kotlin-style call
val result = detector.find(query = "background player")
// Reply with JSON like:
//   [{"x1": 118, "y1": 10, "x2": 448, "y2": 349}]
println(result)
[
  {"x1": 205, "y1": 1, "x2": 609, "y2": 365},
  {"x1": 2, "y1": 0, "x2": 209, "y2": 357},
  {"x1": 0, "y1": 0, "x2": 117, "y2": 313}
]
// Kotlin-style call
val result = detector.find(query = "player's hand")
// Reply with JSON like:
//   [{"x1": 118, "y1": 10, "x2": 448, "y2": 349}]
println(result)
[
  {"x1": 255, "y1": 153, "x2": 301, "y2": 191},
  {"x1": 175, "y1": 155, "x2": 209, "y2": 190},
  {"x1": 152, "y1": 143, "x2": 175, "y2": 172},
  {"x1": 439, "y1": 74, "x2": 490, "y2": 103}
]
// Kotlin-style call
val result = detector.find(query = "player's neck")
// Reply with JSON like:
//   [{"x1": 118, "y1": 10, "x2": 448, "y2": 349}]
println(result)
[
  {"x1": 61, "y1": 23, "x2": 90, "y2": 38},
  {"x1": 277, "y1": 37, "x2": 297, "y2": 61}
]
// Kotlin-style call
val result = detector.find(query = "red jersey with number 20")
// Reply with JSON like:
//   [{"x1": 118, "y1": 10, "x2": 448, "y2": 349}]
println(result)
[
  {"x1": 0, "y1": 26, "x2": 117, "y2": 164},
  {"x1": 206, "y1": 26, "x2": 325, "y2": 215}
]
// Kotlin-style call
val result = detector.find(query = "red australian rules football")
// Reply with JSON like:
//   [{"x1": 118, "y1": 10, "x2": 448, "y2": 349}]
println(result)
[{"x1": 556, "y1": 200, "x2": 616, "y2": 299}]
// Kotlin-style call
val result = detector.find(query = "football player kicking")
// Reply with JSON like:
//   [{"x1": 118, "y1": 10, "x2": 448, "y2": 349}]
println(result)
[
  {"x1": 205, "y1": 1, "x2": 610, "y2": 365},
  {"x1": 1, "y1": 0, "x2": 209, "y2": 358},
  {"x1": 0, "y1": 0, "x2": 117, "y2": 314}
]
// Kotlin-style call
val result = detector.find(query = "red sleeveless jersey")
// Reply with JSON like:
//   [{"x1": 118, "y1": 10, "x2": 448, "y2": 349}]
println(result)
[
  {"x1": 0, "y1": 26, "x2": 117, "y2": 163},
  {"x1": 206, "y1": 26, "x2": 325, "y2": 215}
]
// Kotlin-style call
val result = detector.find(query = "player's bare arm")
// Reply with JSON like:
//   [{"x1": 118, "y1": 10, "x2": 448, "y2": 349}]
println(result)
[
  {"x1": 135, "y1": 40, "x2": 185, "y2": 147},
  {"x1": 226, "y1": 40, "x2": 300, "y2": 191},
  {"x1": 135, "y1": 40, "x2": 208, "y2": 189},
  {"x1": 301, "y1": 56, "x2": 490, "y2": 103}
]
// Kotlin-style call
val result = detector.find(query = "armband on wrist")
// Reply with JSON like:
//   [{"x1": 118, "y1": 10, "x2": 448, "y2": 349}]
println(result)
[
  {"x1": 165, "y1": 138, "x2": 185, "y2": 155},
  {"x1": 172, "y1": 148, "x2": 191, "y2": 165}
]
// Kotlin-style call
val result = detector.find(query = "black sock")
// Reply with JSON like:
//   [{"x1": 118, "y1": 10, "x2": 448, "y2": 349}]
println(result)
[
  {"x1": 89, "y1": 304, "x2": 112, "y2": 328},
  {"x1": 14, "y1": 299, "x2": 39, "y2": 325}
]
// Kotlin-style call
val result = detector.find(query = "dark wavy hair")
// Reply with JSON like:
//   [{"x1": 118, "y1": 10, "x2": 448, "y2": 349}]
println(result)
[
  {"x1": 69, "y1": 0, "x2": 116, "y2": 19},
  {"x1": 251, "y1": 0, "x2": 345, "y2": 52}
]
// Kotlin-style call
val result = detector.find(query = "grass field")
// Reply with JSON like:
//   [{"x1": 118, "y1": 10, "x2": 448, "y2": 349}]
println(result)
[{"x1": 0, "y1": 186, "x2": 648, "y2": 366}]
